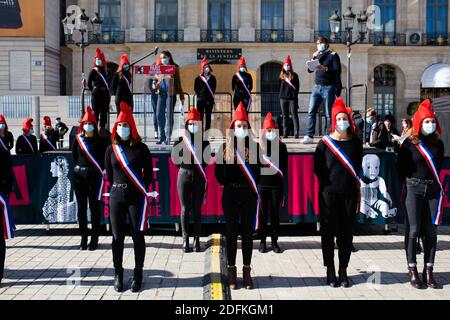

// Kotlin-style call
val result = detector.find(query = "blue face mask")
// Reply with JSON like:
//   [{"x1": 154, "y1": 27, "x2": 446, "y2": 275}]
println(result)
[
  {"x1": 336, "y1": 120, "x2": 350, "y2": 133},
  {"x1": 117, "y1": 126, "x2": 131, "y2": 140},
  {"x1": 83, "y1": 124, "x2": 95, "y2": 133},
  {"x1": 162, "y1": 59, "x2": 169, "y2": 66},
  {"x1": 366, "y1": 117, "x2": 373, "y2": 125},
  {"x1": 355, "y1": 117, "x2": 363, "y2": 126},
  {"x1": 422, "y1": 123, "x2": 437, "y2": 136}
]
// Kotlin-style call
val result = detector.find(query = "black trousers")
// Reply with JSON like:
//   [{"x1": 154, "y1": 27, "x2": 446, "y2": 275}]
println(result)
[
  {"x1": 233, "y1": 95, "x2": 251, "y2": 111},
  {"x1": 177, "y1": 168, "x2": 205, "y2": 238},
  {"x1": 109, "y1": 186, "x2": 146, "y2": 274},
  {"x1": 197, "y1": 99, "x2": 214, "y2": 132},
  {"x1": 319, "y1": 191, "x2": 358, "y2": 268},
  {"x1": 258, "y1": 185, "x2": 283, "y2": 241},
  {"x1": 404, "y1": 179, "x2": 439, "y2": 266},
  {"x1": 74, "y1": 171, "x2": 102, "y2": 237},
  {"x1": 91, "y1": 92, "x2": 111, "y2": 129},
  {"x1": 0, "y1": 217, "x2": 4, "y2": 278},
  {"x1": 223, "y1": 185, "x2": 257, "y2": 266},
  {"x1": 280, "y1": 99, "x2": 299, "y2": 136}
]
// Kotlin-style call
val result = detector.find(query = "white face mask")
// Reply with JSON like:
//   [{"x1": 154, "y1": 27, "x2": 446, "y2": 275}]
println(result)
[
  {"x1": 422, "y1": 122, "x2": 437, "y2": 136},
  {"x1": 402, "y1": 123, "x2": 408, "y2": 129},
  {"x1": 95, "y1": 59, "x2": 103, "y2": 67},
  {"x1": 188, "y1": 124, "x2": 199, "y2": 134},
  {"x1": 0, "y1": 124, "x2": 5, "y2": 130},
  {"x1": 266, "y1": 131, "x2": 277, "y2": 141},
  {"x1": 204, "y1": 67, "x2": 210, "y2": 74},
  {"x1": 117, "y1": 126, "x2": 131, "y2": 140},
  {"x1": 83, "y1": 124, "x2": 95, "y2": 133},
  {"x1": 239, "y1": 67, "x2": 246, "y2": 73},
  {"x1": 336, "y1": 120, "x2": 350, "y2": 133},
  {"x1": 317, "y1": 43, "x2": 327, "y2": 52},
  {"x1": 284, "y1": 65, "x2": 290, "y2": 72},
  {"x1": 234, "y1": 127, "x2": 249, "y2": 139}
]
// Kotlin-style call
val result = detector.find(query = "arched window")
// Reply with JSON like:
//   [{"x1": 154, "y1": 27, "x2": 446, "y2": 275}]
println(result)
[
  {"x1": 425, "y1": 0, "x2": 448, "y2": 45},
  {"x1": 373, "y1": 65, "x2": 396, "y2": 118}
]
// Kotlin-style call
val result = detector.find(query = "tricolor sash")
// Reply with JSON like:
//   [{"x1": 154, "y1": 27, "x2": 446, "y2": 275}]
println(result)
[
  {"x1": 21, "y1": 134, "x2": 35, "y2": 154},
  {"x1": 76, "y1": 135, "x2": 106, "y2": 201},
  {"x1": 283, "y1": 77, "x2": 296, "y2": 90},
  {"x1": 112, "y1": 144, "x2": 151, "y2": 231},
  {"x1": 200, "y1": 75, "x2": 215, "y2": 100},
  {"x1": 262, "y1": 154, "x2": 284, "y2": 179},
  {"x1": 322, "y1": 135, "x2": 361, "y2": 213},
  {"x1": 236, "y1": 72, "x2": 253, "y2": 112},
  {"x1": 416, "y1": 141, "x2": 446, "y2": 225},
  {"x1": 182, "y1": 135, "x2": 208, "y2": 201},
  {"x1": 0, "y1": 138, "x2": 8, "y2": 152},
  {"x1": 42, "y1": 133, "x2": 56, "y2": 151},
  {"x1": 123, "y1": 75, "x2": 132, "y2": 93},
  {"x1": 95, "y1": 68, "x2": 110, "y2": 91},
  {"x1": 235, "y1": 149, "x2": 261, "y2": 231},
  {"x1": 0, "y1": 192, "x2": 15, "y2": 240}
]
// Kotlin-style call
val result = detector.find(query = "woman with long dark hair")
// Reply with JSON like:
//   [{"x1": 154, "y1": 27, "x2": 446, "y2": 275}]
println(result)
[
  {"x1": 105, "y1": 102, "x2": 153, "y2": 293},
  {"x1": 232, "y1": 57, "x2": 253, "y2": 112},
  {"x1": 314, "y1": 97, "x2": 363, "y2": 288},
  {"x1": 111, "y1": 54, "x2": 133, "y2": 114},
  {"x1": 398, "y1": 99, "x2": 445, "y2": 289},
  {"x1": 0, "y1": 115, "x2": 14, "y2": 153},
  {"x1": 194, "y1": 57, "x2": 216, "y2": 132},
  {"x1": 279, "y1": 56, "x2": 300, "y2": 139}
]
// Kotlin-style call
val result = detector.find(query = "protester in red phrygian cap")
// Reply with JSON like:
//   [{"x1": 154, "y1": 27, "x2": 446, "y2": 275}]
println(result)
[
  {"x1": 87, "y1": 48, "x2": 111, "y2": 130},
  {"x1": 104, "y1": 101, "x2": 154, "y2": 293},
  {"x1": 111, "y1": 54, "x2": 133, "y2": 114},
  {"x1": 279, "y1": 55, "x2": 300, "y2": 139},
  {"x1": 194, "y1": 57, "x2": 217, "y2": 132},
  {"x1": 232, "y1": 56, "x2": 253, "y2": 112},
  {"x1": 71, "y1": 106, "x2": 108, "y2": 252},
  {"x1": 258, "y1": 112, "x2": 288, "y2": 254},
  {"x1": 173, "y1": 106, "x2": 210, "y2": 253},
  {"x1": 15, "y1": 118, "x2": 38, "y2": 155},
  {"x1": 215, "y1": 101, "x2": 264, "y2": 291},
  {"x1": 314, "y1": 96, "x2": 363, "y2": 288},
  {"x1": 0, "y1": 114, "x2": 14, "y2": 153},
  {"x1": 39, "y1": 116, "x2": 59, "y2": 153},
  {"x1": 398, "y1": 98, "x2": 445, "y2": 289}
]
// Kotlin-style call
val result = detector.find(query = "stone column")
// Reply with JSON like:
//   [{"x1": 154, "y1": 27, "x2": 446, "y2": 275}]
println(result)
[
  {"x1": 128, "y1": 0, "x2": 147, "y2": 42},
  {"x1": 184, "y1": 0, "x2": 201, "y2": 41},
  {"x1": 294, "y1": 0, "x2": 312, "y2": 42},
  {"x1": 239, "y1": 0, "x2": 255, "y2": 41}
]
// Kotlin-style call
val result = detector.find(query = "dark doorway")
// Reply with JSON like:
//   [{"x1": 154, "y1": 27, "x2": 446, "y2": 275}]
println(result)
[{"x1": 260, "y1": 62, "x2": 282, "y2": 117}]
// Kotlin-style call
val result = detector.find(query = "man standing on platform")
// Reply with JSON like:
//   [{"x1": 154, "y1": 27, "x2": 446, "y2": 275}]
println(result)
[{"x1": 303, "y1": 36, "x2": 342, "y2": 144}]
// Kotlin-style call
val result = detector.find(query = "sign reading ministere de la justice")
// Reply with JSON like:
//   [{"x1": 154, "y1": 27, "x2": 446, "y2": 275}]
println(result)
[{"x1": 197, "y1": 48, "x2": 242, "y2": 60}]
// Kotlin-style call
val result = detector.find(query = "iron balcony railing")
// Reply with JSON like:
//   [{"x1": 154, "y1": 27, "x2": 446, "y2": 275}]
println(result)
[
  {"x1": 88, "y1": 30, "x2": 125, "y2": 44},
  {"x1": 422, "y1": 33, "x2": 449, "y2": 46},
  {"x1": 146, "y1": 29, "x2": 184, "y2": 42},
  {"x1": 369, "y1": 32, "x2": 406, "y2": 46},
  {"x1": 255, "y1": 29, "x2": 294, "y2": 42},
  {"x1": 201, "y1": 29, "x2": 239, "y2": 42}
]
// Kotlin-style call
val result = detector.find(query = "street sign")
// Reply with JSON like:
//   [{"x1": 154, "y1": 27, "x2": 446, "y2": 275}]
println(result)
[{"x1": 134, "y1": 65, "x2": 176, "y2": 75}]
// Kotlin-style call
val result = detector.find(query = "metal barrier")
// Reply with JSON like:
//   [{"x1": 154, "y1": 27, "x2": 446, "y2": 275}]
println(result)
[{"x1": 0, "y1": 96, "x2": 33, "y2": 119}]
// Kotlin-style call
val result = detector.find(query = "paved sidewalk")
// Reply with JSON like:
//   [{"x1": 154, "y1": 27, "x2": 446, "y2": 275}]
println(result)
[{"x1": 1, "y1": 225, "x2": 450, "y2": 300}]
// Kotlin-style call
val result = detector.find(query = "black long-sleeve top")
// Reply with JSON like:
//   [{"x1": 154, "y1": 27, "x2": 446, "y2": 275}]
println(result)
[
  {"x1": 215, "y1": 138, "x2": 262, "y2": 187},
  {"x1": 307, "y1": 50, "x2": 342, "y2": 87},
  {"x1": 105, "y1": 142, "x2": 153, "y2": 190},
  {"x1": 88, "y1": 67, "x2": 111, "y2": 96},
  {"x1": 172, "y1": 134, "x2": 211, "y2": 171},
  {"x1": 72, "y1": 135, "x2": 108, "y2": 171},
  {"x1": 0, "y1": 148, "x2": 13, "y2": 195},
  {"x1": 232, "y1": 72, "x2": 253, "y2": 100},
  {"x1": 16, "y1": 134, "x2": 38, "y2": 155},
  {"x1": 194, "y1": 75, "x2": 217, "y2": 102},
  {"x1": 39, "y1": 130, "x2": 59, "y2": 153},
  {"x1": 110, "y1": 71, "x2": 133, "y2": 107},
  {"x1": 314, "y1": 137, "x2": 363, "y2": 193},
  {"x1": 397, "y1": 136, "x2": 444, "y2": 181},
  {"x1": 259, "y1": 140, "x2": 289, "y2": 187},
  {"x1": 0, "y1": 132, "x2": 14, "y2": 152},
  {"x1": 279, "y1": 73, "x2": 300, "y2": 100}
]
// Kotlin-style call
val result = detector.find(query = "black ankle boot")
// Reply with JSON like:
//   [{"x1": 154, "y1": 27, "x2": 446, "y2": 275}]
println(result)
[
  {"x1": 193, "y1": 237, "x2": 201, "y2": 252},
  {"x1": 408, "y1": 266, "x2": 422, "y2": 289},
  {"x1": 182, "y1": 237, "x2": 192, "y2": 253},
  {"x1": 326, "y1": 266, "x2": 337, "y2": 287},
  {"x1": 272, "y1": 238, "x2": 282, "y2": 254},
  {"x1": 259, "y1": 240, "x2": 267, "y2": 253},
  {"x1": 114, "y1": 272, "x2": 124, "y2": 292},
  {"x1": 88, "y1": 235, "x2": 99, "y2": 251},
  {"x1": 131, "y1": 269, "x2": 143, "y2": 293},
  {"x1": 338, "y1": 267, "x2": 350, "y2": 288},
  {"x1": 80, "y1": 236, "x2": 88, "y2": 250}
]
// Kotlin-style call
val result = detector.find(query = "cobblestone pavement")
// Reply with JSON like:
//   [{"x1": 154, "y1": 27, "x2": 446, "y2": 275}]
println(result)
[{"x1": 1, "y1": 225, "x2": 450, "y2": 300}]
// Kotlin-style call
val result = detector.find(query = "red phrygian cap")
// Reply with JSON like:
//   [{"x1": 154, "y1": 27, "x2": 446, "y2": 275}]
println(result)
[
  {"x1": 283, "y1": 55, "x2": 294, "y2": 73},
  {"x1": 78, "y1": 106, "x2": 98, "y2": 133},
  {"x1": 200, "y1": 57, "x2": 211, "y2": 74},
  {"x1": 0, "y1": 114, "x2": 7, "y2": 126},
  {"x1": 22, "y1": 118, "x2": 34, "y2": 134},
  {"x1": 186, "y1": 107, "x2": 202, "y2": 123},
  {"x1": 118, "y1": 54, "x2": 130, "y2": 72},
  {"x1": 412, "y1": 99, "x2": 442, "y2": 135},
  {"x1": 43, "y1": 116, "x2": 52, "y2": 127},
  {"x1": 230, "y1": 102, "x2": 250, "y2": 129},
  {"x1": 94, "y1": 48, "x2": 107, "y2": 68},
  {"x1": 331, "y1": 97, "x2": 355, "y2": 133},
  {"x1": 111, "y1": 102, "x2": 139, "y2": 141},
  {"x1": 237, "y1": 56, "x2": 247, "y2": 68},
  {"x1": 263, "y1": 112, "x2": 277, "y2": 132}
]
